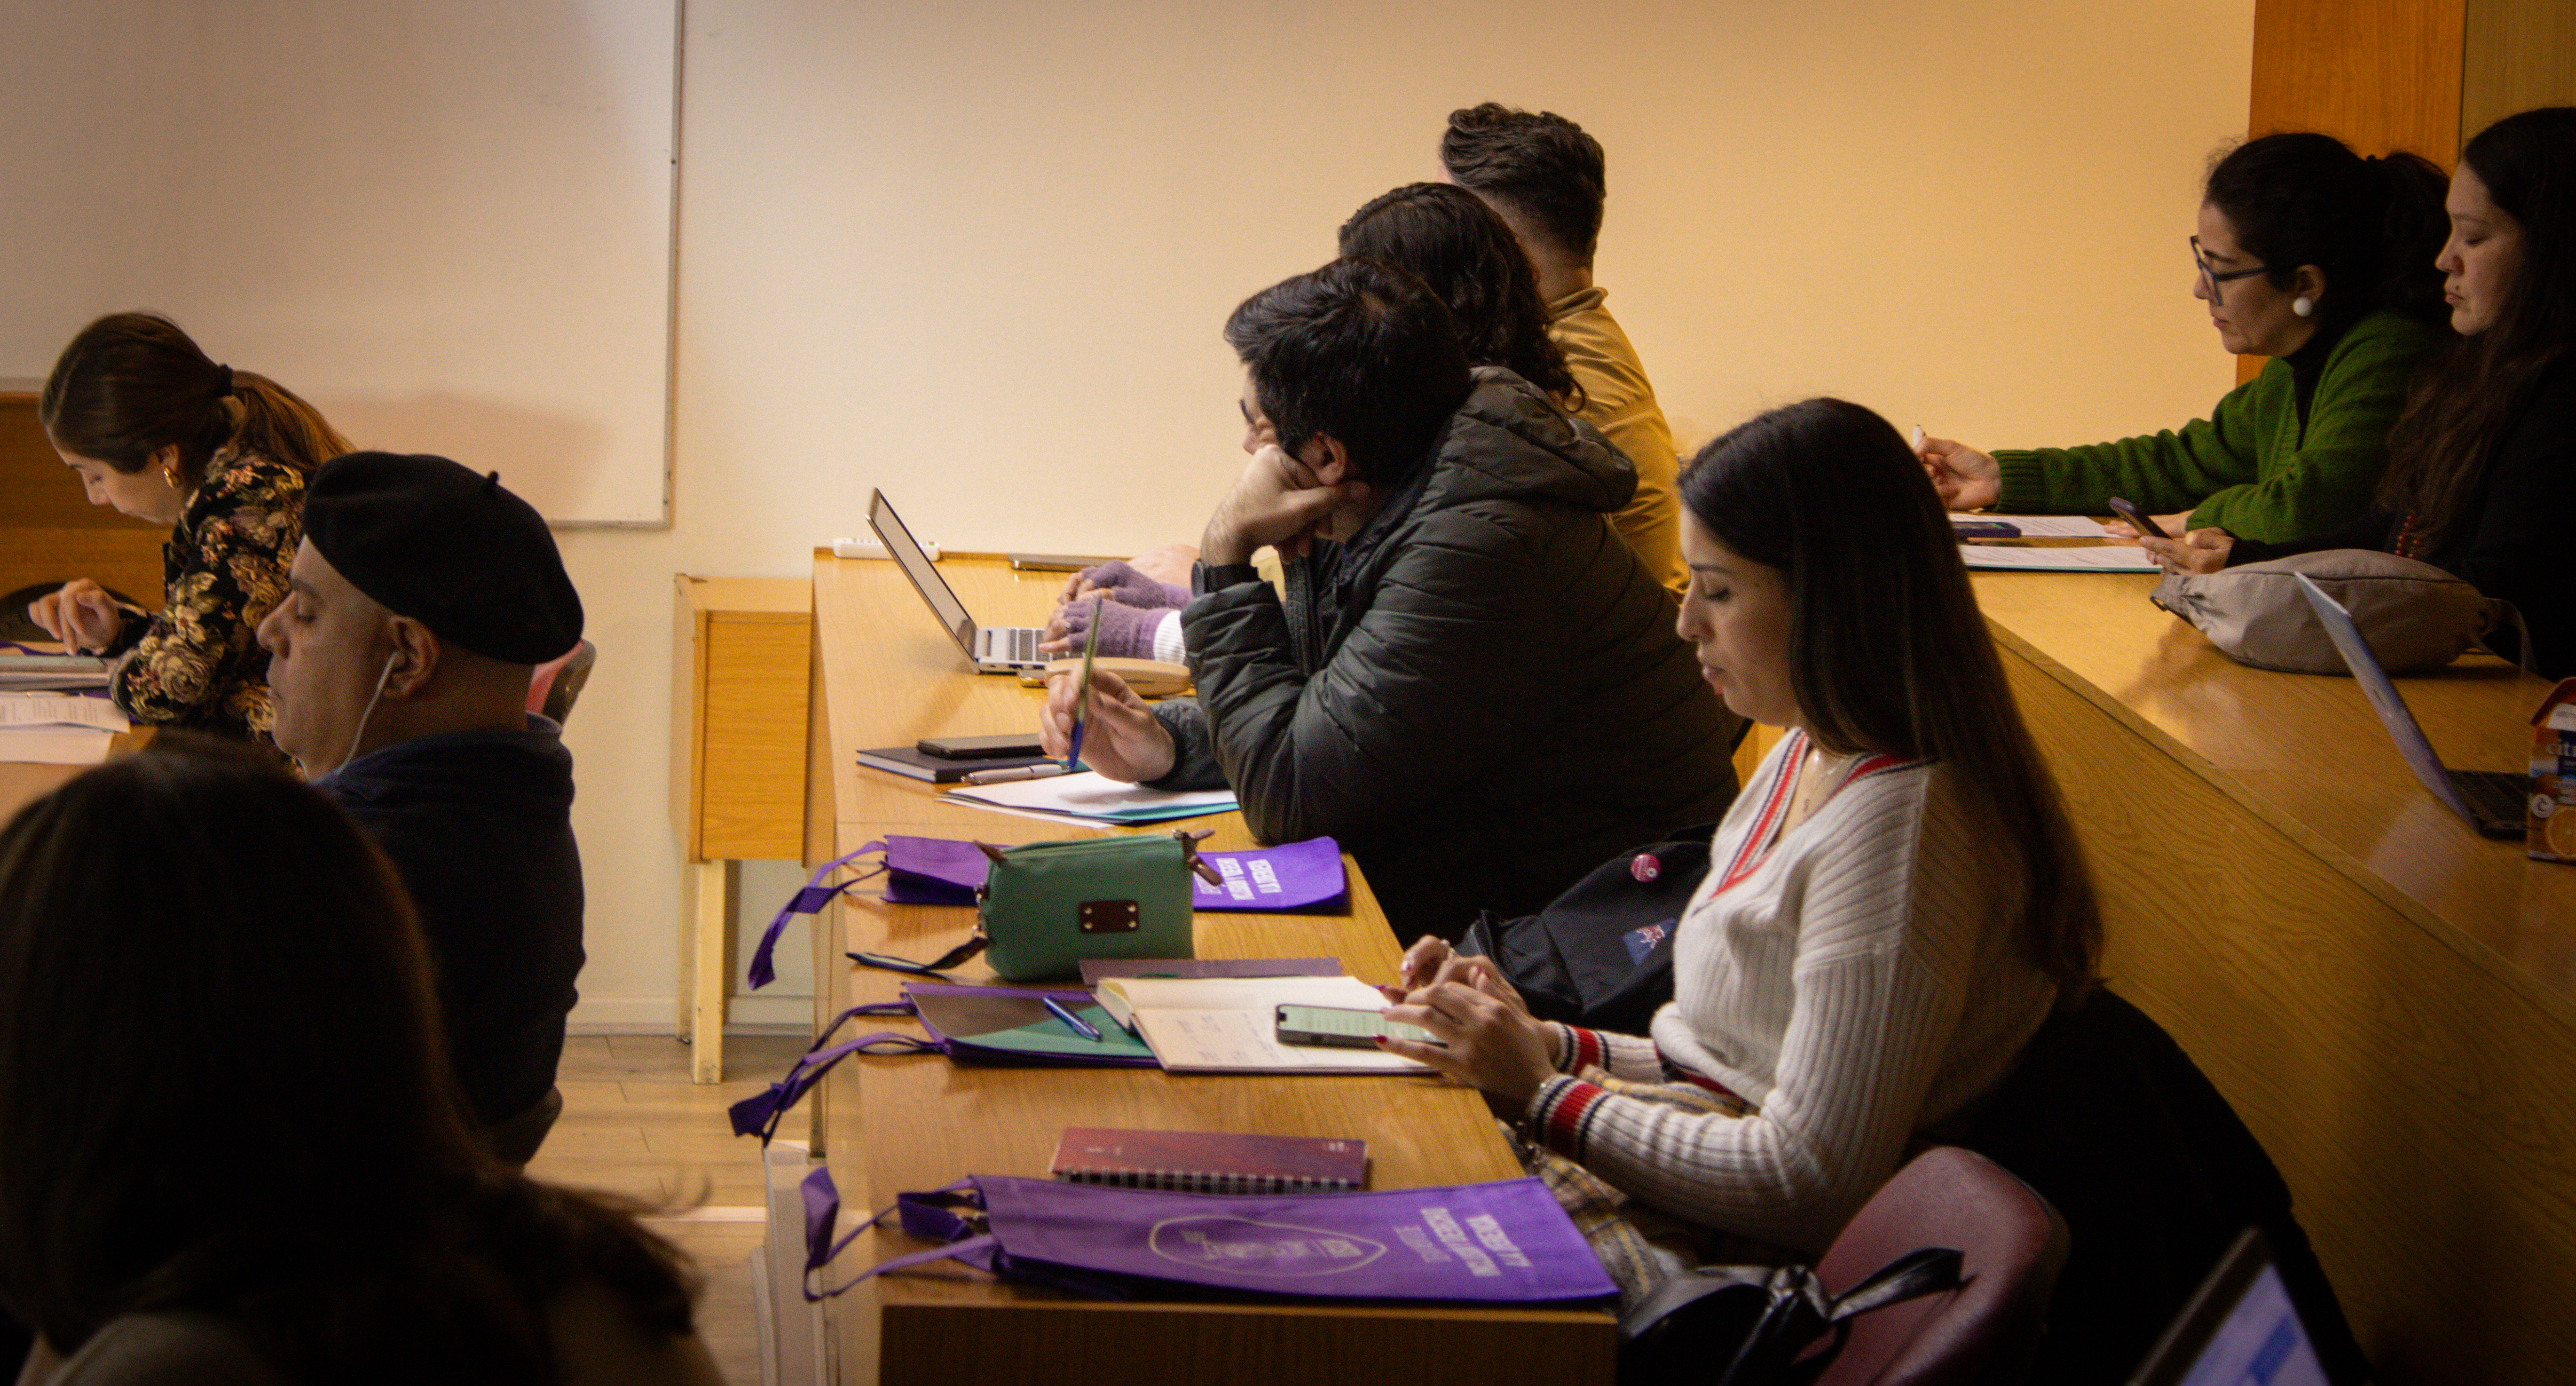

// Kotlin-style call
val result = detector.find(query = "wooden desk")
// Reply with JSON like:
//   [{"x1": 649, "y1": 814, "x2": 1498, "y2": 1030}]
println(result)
[
  {"x1": 670, "y1": 576, "x2": 815, "y2": 1082},
  {"x1": 1974, "y1": 570, "x2": 2576, "y2": 1386},
  {"x1": 0, "y1": 387, "x2": 166, "y2": 612},
  {"x1": 0, "y1": 728, "x2": 151, "y2": 823},
  {"x1": 0, "y1": 760, "x2": 85, "y2": 821},
  {"x1": 804, "y1": 552, "x2": 1615, "y2": 1386}
]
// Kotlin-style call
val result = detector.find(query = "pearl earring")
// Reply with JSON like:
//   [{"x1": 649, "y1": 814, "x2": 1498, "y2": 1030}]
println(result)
[{"x1": 2292, "y1": 295, "x2": 2315, "y2": 318}]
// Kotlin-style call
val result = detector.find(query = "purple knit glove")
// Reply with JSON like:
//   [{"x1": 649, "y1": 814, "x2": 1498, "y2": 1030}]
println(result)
[
  {"x1": 1075, "y1": 561, "x2": 1189, "y2": 610},
  {"x1": 1054, "y1": 598, "x2": 1168, "y2": 659}
]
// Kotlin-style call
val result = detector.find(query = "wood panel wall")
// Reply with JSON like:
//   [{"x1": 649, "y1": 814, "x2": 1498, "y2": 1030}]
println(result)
[
  {"x1": 2463, "y1": 0, "x2": 2576, "y2": 142},
  {"x1": 2235, "y1": 0, "x2": 2470, "y2": 383},
  {"x1": 2250, "y1": 0, "x2": 2466, "y2": 156},
  {"x1": 0, "y1": 392, "x2": 167, "y2": 619}
]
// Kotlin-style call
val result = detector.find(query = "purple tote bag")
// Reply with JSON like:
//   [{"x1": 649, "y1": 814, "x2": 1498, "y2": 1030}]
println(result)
[{"x1": 803, "y1": 1169, "x2": 1617, "y2": 1307}]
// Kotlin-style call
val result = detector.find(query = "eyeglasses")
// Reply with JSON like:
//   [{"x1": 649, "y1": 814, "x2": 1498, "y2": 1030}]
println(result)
[{"x1": 2190, "y1": 236, "x2": 2271, "y2": 301}]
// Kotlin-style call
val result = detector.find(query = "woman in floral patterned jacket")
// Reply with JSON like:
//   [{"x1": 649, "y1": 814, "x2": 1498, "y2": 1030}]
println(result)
[{"x1": 27, "y1": 314, "x2": 353, "y2": 743}]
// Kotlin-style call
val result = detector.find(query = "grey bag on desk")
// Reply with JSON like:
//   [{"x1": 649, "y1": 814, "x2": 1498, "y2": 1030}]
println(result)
[{"x1": 2150, "y1": 549, "x2": 2517, "y2": 675}]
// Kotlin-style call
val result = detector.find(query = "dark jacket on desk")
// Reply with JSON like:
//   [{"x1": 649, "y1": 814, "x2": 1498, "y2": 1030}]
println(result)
[
  {"x1": 316, "y1": 717, "x2": 585, "y2": 1128},
  {"x1": 2228, "y1": 356, "x2": 2573, "y2": 678},
  {"x1": 1149, "y1": 369, "x2": 1741, "y2": 941}
]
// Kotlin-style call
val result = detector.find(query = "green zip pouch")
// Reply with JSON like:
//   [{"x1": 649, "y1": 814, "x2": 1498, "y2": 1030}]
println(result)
[
  {"x1": 843, "y1": 830, "x2": 1221, "y2": 982},
  {"x1": 979, "y1": 832, "x2": 1216, "y2": 981}
]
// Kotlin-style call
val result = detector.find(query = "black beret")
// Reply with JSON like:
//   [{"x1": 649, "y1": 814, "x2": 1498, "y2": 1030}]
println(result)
[{"x1": 303, "y1": 452, "x2": 583, "y2": 665}]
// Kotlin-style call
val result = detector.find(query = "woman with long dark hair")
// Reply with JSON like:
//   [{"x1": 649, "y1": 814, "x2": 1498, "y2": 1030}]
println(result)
[
  {"x1": 1337, "y1": 182, "x2": 1583, "y2": 404},
  {"x1": 1380, "y1": 398, "x2": 2362, "y2": 1380},
  {"x1": 1341, "y1": 182, "x2": 1685, "y2": 590},
  {"x1": 1385, "y1": 397, "x2": 2098, "y2": 1259},
  {"x1": 1045, "y1": 182, "x2": 1673, "y2": 660},
  {"x1": 1922, "y1": 133, "x2": 2451, "y2": 543},
  {"x1": 2145, "y1": 108, "x2": 2575, "y2": 678},
  {"x1": 0, "y1": 740, "x2": 720, "y2": 1385},
  {"x1": 26, "y1": 313, "x2": 350, "y2": 741}
]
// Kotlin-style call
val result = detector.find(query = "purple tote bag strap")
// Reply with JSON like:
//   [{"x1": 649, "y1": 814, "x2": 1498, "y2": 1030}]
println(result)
[
  {"x1": 727, "y1": 1000, "x2": 933, "y2": 1144},
  {"x1": 748, "y1": 841, "x2": 892, "y2": 990},
  {"x1": 802, "y1": 1168, "x2": 998, "y2": 1302}
]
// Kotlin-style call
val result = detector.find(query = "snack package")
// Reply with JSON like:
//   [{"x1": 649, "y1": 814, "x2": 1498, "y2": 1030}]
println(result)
[{"x1": 2531, "y1": 678, "x2": 2576, "y2": 864}]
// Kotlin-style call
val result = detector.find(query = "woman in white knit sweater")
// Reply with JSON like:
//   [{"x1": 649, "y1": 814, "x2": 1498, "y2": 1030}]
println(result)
[{"x1": 1382, "y1": 396, "x2": 2104, "y2": 1281}]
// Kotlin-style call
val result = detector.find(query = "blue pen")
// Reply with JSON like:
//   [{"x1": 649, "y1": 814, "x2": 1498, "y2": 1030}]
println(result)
[
  {"x1": 1042, "y1": 995, "x2": 1103, "y2": 1042},
  {"x1": 1064, "y1": 594, "x2": 1103, "y2": 770}
]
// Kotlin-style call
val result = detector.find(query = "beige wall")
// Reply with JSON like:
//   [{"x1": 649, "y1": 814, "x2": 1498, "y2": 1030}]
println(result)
[{"x1": 556, "y1": 0, "x2": 2257, "y2": 1029}]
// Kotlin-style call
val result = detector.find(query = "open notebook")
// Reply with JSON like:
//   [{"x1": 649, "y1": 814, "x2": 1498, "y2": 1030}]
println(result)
[{"x1": 1095, "y1": 974, "x2": 1430, "y2": 1075}]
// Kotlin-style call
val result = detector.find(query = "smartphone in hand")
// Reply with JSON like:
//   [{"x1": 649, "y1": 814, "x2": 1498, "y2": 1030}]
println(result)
[
  {"x1": 1274, "y1": 1004, "x2": 1440, "y2": 1049},
  {"x1": 2106, "y1": 497, "x2": 2171, "y2": 540}
]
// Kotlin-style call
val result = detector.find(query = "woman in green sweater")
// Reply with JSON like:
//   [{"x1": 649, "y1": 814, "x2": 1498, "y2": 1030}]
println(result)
[{"x1": 1921, "y1": 134, "x2": 2451, "y2": 543}]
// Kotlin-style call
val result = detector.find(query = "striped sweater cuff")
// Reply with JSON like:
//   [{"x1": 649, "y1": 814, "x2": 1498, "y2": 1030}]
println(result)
[
  {"x1": 1528, "y1": 1074, "x2": 1611, "y2": 1159},
  {"x1": 1560, "y1": 1025, "x2": 1609, "y2": 1075}
]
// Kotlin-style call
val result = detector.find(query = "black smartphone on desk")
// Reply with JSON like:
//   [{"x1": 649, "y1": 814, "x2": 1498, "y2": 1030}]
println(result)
[{"x1": 916, "y1": 732, "x2": 1047, "y2": 760}]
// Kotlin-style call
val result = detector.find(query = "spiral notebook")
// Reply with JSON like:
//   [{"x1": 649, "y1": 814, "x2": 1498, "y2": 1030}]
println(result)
[{"x1": 1048, "y1": 1127, "x2": 1368, "y2": 1193}]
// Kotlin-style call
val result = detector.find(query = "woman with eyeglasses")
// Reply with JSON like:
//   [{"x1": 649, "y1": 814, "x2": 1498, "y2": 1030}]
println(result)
[
  {"x1": 1921, "y1": 133, "x2": 2451, "y2": 544},
  {"x1": 2141, "y1": 108, "x2": 2576, "y2": 680}
]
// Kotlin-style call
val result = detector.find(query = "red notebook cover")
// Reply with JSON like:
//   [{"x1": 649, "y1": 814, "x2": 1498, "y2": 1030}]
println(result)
[{"x1": 1048, "y1": 1126, "x2": 1369, "y2": 1193}]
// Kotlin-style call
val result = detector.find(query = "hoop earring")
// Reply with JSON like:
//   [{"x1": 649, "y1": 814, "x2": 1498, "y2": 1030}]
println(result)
[
  {"x1": 2292, "y1": 295, "x2": 2315, "y2": 318},
  {"x1": 160, "y1": 463, "x2": 180, "y2": 489}
]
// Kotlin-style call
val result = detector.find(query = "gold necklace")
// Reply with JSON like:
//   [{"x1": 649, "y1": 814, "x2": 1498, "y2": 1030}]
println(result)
[{"x1": 1786, "y1": 740, "x2": 1860, "y2": 828}]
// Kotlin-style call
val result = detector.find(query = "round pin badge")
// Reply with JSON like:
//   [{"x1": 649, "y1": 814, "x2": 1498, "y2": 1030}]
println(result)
[{"x1": 1630, "y1": 853, "x2": 1661, "y2": 883}]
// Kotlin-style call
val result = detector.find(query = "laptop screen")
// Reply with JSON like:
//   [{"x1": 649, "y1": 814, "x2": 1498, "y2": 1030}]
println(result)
[
  {"x1": 2168, "y1": 1262, "x2": 2328, "y2": 1386},
  {"x1": 868, "y1": 491, "x2": 977, "y2": 656},
  {"x1": 2292, "y1": 575, "x2": 2480, "y2": 822},
  {"x1": 2130, "y1": 1229, "x2": 2332, "y2": 1386}
]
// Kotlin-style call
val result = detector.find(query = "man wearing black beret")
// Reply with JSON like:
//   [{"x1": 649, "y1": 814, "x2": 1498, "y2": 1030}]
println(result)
[{"x1": 256, "y1": 451, "x2": 586, "y2": 1164}]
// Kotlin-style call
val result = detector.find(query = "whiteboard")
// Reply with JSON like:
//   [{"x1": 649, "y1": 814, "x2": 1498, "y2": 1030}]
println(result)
[{"x1": 0, "y1": 0, "x2": 678, "y2": 524}]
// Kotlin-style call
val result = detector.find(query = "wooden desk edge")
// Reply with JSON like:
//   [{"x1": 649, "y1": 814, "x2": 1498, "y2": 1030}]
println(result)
[{"x1": 1985, "y1": 613, "x2": 2576, "y2": 1030}]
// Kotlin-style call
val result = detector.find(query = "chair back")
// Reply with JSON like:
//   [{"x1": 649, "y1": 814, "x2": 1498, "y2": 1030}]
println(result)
[
  {"x1": 1811, "y1": 1146, "x2": 2066, "y2": 1386},
  {"x1": 527, "y1": 639, "x2": 598, "y2": 724}
]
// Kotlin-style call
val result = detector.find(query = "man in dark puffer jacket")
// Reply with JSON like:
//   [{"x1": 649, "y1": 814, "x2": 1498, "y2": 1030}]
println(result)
[{"x1": 1042, "y1": 258, "x2": 1738, "y2": 941}]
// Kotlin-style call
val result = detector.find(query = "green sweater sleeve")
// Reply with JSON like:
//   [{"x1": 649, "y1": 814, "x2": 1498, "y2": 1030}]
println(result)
[
  {"x1": 1992, "y1": 310, "x2": 2443, "y2": 544},
  {"x1": 1993, "y1": 374, "x2": 2269, "y2": 519}
]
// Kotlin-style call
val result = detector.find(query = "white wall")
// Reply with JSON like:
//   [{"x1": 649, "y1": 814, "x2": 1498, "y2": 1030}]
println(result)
[
  {"x1": 0, "y1": 0, "x2": 679, "y2": 523},
  {"x1": 493, "y1": 0, "x2": 2254, "y2": 1030}
]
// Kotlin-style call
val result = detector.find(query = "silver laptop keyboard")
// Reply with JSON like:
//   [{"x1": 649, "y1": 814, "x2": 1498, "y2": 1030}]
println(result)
[{"x1": 998, "y1": 627, "x2": 1040, "y2": 664}]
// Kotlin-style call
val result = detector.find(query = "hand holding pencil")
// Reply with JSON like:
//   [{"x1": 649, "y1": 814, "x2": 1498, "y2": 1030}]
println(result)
[{"x1": 1037, "y1": 598, "x2": 1179, "y2": 782}]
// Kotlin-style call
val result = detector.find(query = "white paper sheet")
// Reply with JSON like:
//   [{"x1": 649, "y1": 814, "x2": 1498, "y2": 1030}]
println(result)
[
  {"x1": 0, "y1": 694, "x2": 130, "y2": 731},
  {"x1": 1960, "y1": 545, "x2": 2159, "y2": 573},
  {"x1": 0, "y1": 726, "x2": 117, "y2": 764},
  {"x1": 944, "y1": 770, "x2": 1237, "y2": 823}
]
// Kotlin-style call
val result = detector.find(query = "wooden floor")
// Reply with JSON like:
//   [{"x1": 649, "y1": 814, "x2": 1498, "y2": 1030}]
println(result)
[{"x1": 528, "y1": 1032, "x2": 812, "y2": 1386}]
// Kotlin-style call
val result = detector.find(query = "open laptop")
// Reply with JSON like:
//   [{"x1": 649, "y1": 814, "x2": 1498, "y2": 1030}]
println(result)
[
  {"x1": 2127, "y1": 1228, "x2": 2339, "y2": 1386},
  {"x1": 866, "y1": 490, "x2": 1048, "y2": 674},
  {"x1": 2295, "y1": 574, "x2": 2528, "y2": 839}
]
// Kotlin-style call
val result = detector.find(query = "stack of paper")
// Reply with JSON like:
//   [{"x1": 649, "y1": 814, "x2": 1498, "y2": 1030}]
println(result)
[
  {"x1": 0, "y1": 693, "x2": 128, "y2": 765},
  {"x1": 1959, "y1": 514, "x2": 2114, "y2": 538},
  {"x1": 1960, "y1": 544, "x2": 2159, "y2": 573},
  {"x1": 0, "y1": 654, "x2": 112, "y2": 692},
  {"x1": 945, "y1": 769, "x2": 1237, "y2": 824}
]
